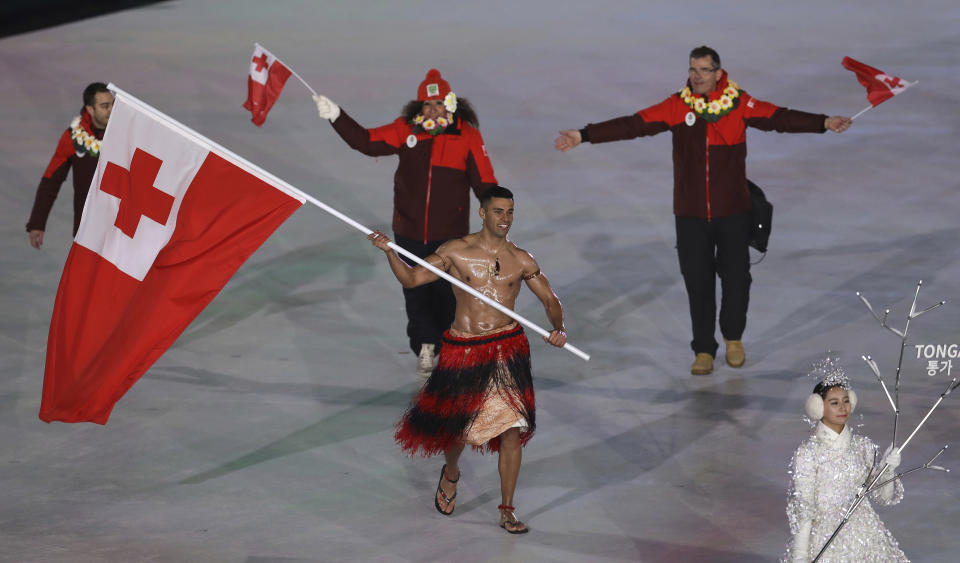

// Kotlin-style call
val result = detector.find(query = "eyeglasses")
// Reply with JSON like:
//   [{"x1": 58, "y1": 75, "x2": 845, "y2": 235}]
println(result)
[{"x1": 688, "y1": 66, "x2": 719, "y2": 76}]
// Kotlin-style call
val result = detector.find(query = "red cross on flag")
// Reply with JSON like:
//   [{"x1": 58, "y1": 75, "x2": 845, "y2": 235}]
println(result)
[
  {"x1": 40, "y1": 87, "x2": 304, "y2": 424},
  {"x1": 842, "y1": 56, "x2": 914, "y2": 107},
  {"x1": 243, "y1": 43, "x2": 292, "y2": 126}
]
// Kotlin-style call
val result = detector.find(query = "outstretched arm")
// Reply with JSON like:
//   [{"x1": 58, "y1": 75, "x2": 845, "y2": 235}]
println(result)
[
  {"x1": 520, "y1": 253, "x2": 567, "y2": 348},
  {"x1": 555, "y1": 98, "x2": 674, "y2": 152},
  {"x1": 368, "y1": 230, "x2": 446, "y2": 288},
  {"x1": 315, "y1": 96, "x2": 402, "y2": 157},
  {"x1": 743, "y1": 96, "x2": 851, "y2": 134}
]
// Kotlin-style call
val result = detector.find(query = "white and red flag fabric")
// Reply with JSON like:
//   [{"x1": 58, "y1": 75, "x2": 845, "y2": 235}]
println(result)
[
  {"x1": 243, "y1": 43, "x2": 292, "y2": 126},
  {"x1": 842, "y1": 56, "x2": 914, "y2": 107},
  {"x1": 40, "y1": 87, "x2": 305, "y2": 424}
]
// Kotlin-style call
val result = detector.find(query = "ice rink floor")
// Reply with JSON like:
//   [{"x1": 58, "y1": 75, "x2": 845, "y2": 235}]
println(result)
[{"x1": 2, "y1": 1, "x2": 959, "y2": 561}]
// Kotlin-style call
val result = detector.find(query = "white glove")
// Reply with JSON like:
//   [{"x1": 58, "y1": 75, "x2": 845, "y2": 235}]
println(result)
[
  {"x1": 878, "y1": 444, "x2": 902, "y2": 502},
  {"x1": 882, "y1": 444, "x2": 901, "y2": 471},
  {"x1": 313, "y1": 94, "x2": 341, "y2": 122},
  {"x1": 792, "y1": 520, "x2": 812, "y2": 562}
]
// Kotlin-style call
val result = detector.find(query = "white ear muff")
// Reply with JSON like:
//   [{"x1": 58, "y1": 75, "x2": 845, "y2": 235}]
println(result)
[
  {"x1": 848, "y1": 389, "x2": 857, "y2": 414},
  {"x1": 805, "y1": 393, "x2": 824, "y2": 420}
]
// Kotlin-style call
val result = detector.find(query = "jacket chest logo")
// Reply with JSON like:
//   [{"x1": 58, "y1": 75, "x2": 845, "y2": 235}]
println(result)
[
  {"x1": 685, "y1": 112, "x2": 696, "y2": 126},
  {"x1": 406, "y1": 134, "x2": 417, "y2": 148}
]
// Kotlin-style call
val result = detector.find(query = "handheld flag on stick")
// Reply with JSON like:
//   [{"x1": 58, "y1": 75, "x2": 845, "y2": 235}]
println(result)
[
  {"x1": 841, "y1": 57, "x2": 917, "y2": 119},
  {"x1": 40, "y1": 85, "x2": 305, "y2": 424},
  {"x1": 243, "y1": 43, "x2": 317, "y2": 126}
]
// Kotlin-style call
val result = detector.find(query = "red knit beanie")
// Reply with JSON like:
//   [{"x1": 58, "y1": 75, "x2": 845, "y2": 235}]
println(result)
[{"x1": 417, "y1": 69, "x2": 451, "y2": 101}]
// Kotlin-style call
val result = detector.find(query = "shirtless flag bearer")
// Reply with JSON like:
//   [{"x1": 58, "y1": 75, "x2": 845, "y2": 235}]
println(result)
[{"x1": 369, "y1": 186, "x2": 567, "y2": 534}]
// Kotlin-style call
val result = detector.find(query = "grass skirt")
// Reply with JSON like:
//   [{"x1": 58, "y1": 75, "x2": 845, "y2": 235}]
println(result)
[{"x1": 395, "y1": 323, "x2": 535, "y2": 455}]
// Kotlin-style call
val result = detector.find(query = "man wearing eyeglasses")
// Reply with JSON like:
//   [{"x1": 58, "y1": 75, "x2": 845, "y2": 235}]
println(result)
[{"x1": 555, "y1": 46, "x2": 851, "y2": 375}]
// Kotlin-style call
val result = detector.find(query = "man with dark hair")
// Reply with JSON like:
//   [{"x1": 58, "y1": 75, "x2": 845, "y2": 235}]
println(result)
[
  {"x1": 368, "y1": 186, "x2": 567, "y2": 534},
  {"x1": 479, "y1": 184, "x2": 514, "y2": 207},
  {"x1": 313, "y1": 69, "x2": 498, "y2": 377},
  {"x1": 555, "y1": 46, "x2": 851, "y2": 375},
  {"x1": 689, "y1": 45, "x2": 721, "y2": 68},
  {"x1": 27, "y1": 82, "x2": 113, "y2": 249}
]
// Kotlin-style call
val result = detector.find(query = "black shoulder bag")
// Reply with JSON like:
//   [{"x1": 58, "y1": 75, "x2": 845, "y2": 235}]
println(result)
[{"x1": 747, "y1": 179, "x2": 772, "y2": 256}]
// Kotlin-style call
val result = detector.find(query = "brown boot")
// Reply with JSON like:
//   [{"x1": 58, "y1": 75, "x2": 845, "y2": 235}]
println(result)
[
  {"x1": 725, "y1": 340, "x2": 745, "y2": 368},
  {"x1": 690, "y1": 353, "x2": 714, "y2": 375}
]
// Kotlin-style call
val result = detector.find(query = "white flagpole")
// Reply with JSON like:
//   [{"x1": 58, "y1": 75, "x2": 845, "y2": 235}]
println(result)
[
  {"x1": 850, "y1": 104, "x2": 874, "y2": 120},
  {"x1": 289, "y1": 69, "x2": 318, "y2": 98},
  {"x1": 105, "y1": 84, "x2": 590, "y2": 362}
]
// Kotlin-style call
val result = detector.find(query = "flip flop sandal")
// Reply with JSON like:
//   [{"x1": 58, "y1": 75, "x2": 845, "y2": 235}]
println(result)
[
  {"x1": 497, "y1": 504, "x2": 529, "y2": 534},
  {"x1": 434, "y1": 464, "x2": 459, "y2": 516}
]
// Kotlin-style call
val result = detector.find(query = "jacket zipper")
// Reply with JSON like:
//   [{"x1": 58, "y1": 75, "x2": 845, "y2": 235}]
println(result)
[
  {"x1": 423, "y1": 133, "x2": 449, "y2": 243},
  {"x1": 423, "y1": 165, "x2": 432, "y2": 243},
  {"x1": 704, "y1": 138, "x2": 711, "y2": 222}
]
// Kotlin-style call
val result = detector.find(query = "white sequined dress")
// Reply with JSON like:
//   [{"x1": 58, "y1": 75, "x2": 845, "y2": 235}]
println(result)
[{"x1": 782, "y1": 422, "x2": 907, "y2": 562}]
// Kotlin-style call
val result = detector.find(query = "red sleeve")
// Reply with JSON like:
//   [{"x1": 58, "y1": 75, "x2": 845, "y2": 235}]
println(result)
[
  {"x1": 585, "y1": 96, "x2": 678, "y2": 143},
  {"x1": 330, "y1": 110, "x2": 403, "y2": 156},
  {"x1": 741, "y1": 92, "x2": 827, "y2": 133},
  {"x1": 43, "y1": 128, "x2": 75, "y2": 179},
  {"x1": 368, "y1": 118, "x2": 408, "y2": 151},
  {"x1": 27, "y1": 129, "x2": 74, "y2": 232},
  {"x1": 636, "y1": 95, "x2": 685, "y2": 126},
  {"x1": 465, "y1": 128, "x2": 498, "y2": 199}
]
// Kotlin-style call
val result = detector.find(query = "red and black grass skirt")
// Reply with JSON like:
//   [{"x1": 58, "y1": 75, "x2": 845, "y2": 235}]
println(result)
[{"x1": 395, "y1": 323, "x2": 535, "y2": 456}]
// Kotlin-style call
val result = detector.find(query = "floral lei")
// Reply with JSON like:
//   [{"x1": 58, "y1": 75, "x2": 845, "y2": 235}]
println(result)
[
  {"x1": 679, "y1": 79, "x2": 742, "y2": 122},
  {"x1": 70, "y1": 116, "x2": 102, "y2": 157},
  {"x1": 410, "y1": 92, "x2": 458, "y2": 136}
]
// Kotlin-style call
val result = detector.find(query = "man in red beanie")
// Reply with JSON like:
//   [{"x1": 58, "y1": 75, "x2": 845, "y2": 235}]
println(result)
[
  {"x1": 314, "y1": 69, "x2": 498, "y2": 377},
  {"x1": 27, "y1": 82, "x2": 114, "y2": 249}
]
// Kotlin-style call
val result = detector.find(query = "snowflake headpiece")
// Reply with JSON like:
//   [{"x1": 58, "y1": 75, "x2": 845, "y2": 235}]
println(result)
[{"x1": 808, "y1": 356, "x2": 852, "y2": 390}]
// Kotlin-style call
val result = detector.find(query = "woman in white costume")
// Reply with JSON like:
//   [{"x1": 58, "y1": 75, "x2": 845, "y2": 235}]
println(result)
[{"x1": 783, "y1": 358, "x2": 908, "y2": 562}]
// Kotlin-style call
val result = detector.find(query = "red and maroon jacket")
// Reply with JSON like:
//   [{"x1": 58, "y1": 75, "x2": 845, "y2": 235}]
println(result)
[
  {"x1": 331, "y1": 110, "x2": 497, "y2": 242},
  {"x1": 26, "y1": 110, "x2": 104, "y2": 235},
  {"x1": 584, "y1": 72, "x2": 827, "y2": 219}
]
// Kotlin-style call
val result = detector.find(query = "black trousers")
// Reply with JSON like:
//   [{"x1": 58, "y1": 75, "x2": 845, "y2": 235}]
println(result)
[
  {"x1": 675, "y1": 212, "x2": 752, "y2": 357},
  {"x1": 395, "y1": 234, "x2": 457, "y2": 354}
]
